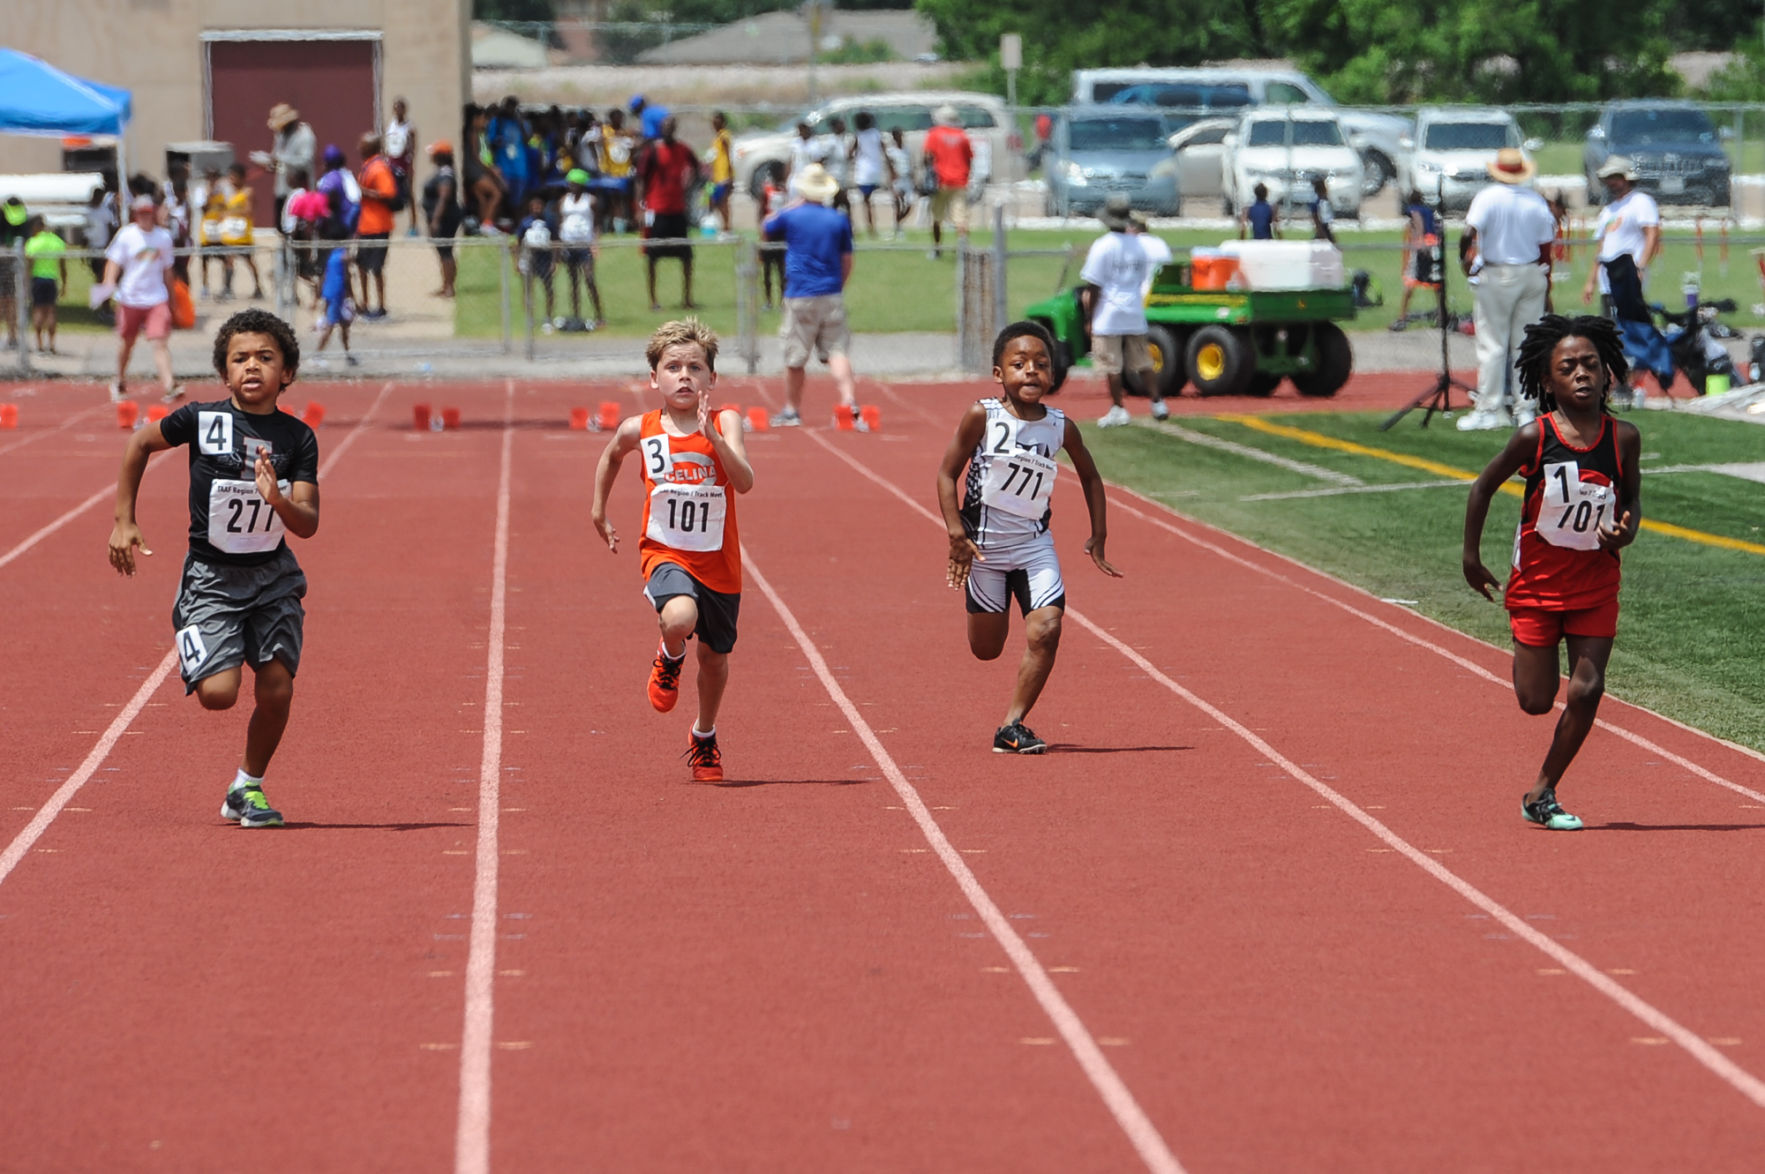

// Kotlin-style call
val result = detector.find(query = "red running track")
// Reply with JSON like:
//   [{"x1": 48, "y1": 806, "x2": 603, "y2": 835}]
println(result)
[{"x1": 1, "y1": 375, "x2": 1763, "y2": 1172}]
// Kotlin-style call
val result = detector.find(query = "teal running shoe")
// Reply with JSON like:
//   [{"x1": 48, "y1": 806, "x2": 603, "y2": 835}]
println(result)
[{"x1": 1522, "y1": 789, "x2": 1583, "y2": 831}]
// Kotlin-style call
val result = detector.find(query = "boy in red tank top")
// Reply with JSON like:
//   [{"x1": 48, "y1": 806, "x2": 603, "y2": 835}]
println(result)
[
  {"x1": 1463, "y1": 314, "x2": 1641, "y2": 830},
  {"x1": 591, "y1": 320, "x2": 755, "y2": 781}
]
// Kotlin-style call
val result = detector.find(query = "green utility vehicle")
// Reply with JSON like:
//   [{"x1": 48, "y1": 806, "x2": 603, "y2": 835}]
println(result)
[{"x1": 1022, "y1": 258, "x2": 1357, "y2": 398}]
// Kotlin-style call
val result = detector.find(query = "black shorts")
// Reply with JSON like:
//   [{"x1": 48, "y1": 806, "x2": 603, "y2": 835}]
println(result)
[
  {"x1": 355, "y1": 233, "x2": 390, "y2": 274},
  {"x1": 643, "y1": 562, "x2": 739, "y2": 654},
  {"x1": 30, "y1": 277, "x2": 58, "y2": 308},
  {"x1": 643, "y1": 212, "x2": 692, "y2": 261}
]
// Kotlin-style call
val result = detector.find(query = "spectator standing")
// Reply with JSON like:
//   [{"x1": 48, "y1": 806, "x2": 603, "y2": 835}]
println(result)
[
  {"x1": 922, "y1": 105, "x2": 973, "y2": 259},
  {"x1": 1239, "y1": 182, "x2": 1278, "y2": 240},
  {"x1": 487, "y1": 97, "x2": 532, "y2": 206},
  {"x1": 102, "y1": 193, "x2": 181, "y2": 404},
  {"x1": 824, "y1": 116, "x2": 855, "y2": 213},
  {"x1": 515, "y1": 191, "x2": 559, "y2": 331},
  {"x1": 1308, "y1": 176, "x2": 1337, "y2": 245},
  {"x1": 422, "y1": 142, "x2": 463, "y2": 298},
  {"x1": 707, "y1": 111, "x2": 734, "y2": 233},
  {"x1": 599, "y1": 108, "x2": 638, "y2": 232},
  {"x1": 558, "y1": 168, "x2": 603, "y2": 328},
  {"x1": 259, "y1": 104, "x2": 316, "y2": 225},
  {"x1": 1582, "y1": 157, "x2": 1666, "y2": 404},
  {"x1": 462, "y1": 105, "x2": 509, "y2": 234},
  {"x1": 1391, "y1": 189, "x2": 1442, "y2": 330},
  {"x1": 1458, "y1": 147, "x2": 1556, "y2": 431},
  {"x1": 197, "y1": 166, "x2": 226, "y2": 298},
  {"x1": 1080, "y1": 194, "x2": 1173, "y2": 427},
  {"x1": 629, "y1": 94, "x2": 669, "y2": 143},
  {"x1": 314, "y1": 225, "x2": 358, "y2": 366},
  {"x1": 885, "y1": 128, "x2": 914, "y2": 239},
  {"x1": 0, "y1": 198, "x2": 25, "y2": 350},
  {"x1": 315, "y1": 146, "x2": 362, "y2": 308},
  {"x1": 384, "y1": 96, "x2": 419, "y2": 237},
  {"x1": 762, "y1": 163, "x2": 863, "y2": 430},
  {"x1": 636, "y1": 115, "x2": 703, "y2": 311},
  {"x1": 758, "y1": 179, "x2": 786, "y2": 310},
  {"x1": 356, "y1": 133, "x2": 398, "y2": 319},
  {"x1": 220, "y1": 162, "x2": 264, "y2": 301},
  {"x1": 24, "y1": 214, "x2": 67, "y2": 354},
  {"x1": 850, "y1": 111, "x2": 890, "y2": 238}
]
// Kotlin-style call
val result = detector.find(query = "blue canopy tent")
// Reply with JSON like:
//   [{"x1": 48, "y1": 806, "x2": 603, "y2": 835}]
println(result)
[{"x1": 0, "y1": 48, "x2": 133, "y2": 177}]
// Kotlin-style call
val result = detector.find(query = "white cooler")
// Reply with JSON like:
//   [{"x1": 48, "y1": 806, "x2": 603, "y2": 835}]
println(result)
[{"x1": 1217, "y1": 240, "x2": 1346, "y2": 290}]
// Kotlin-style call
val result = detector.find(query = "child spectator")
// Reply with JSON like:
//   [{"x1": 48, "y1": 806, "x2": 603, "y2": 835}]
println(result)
[
  {"x1": 885, "y1": 127, "x2": 913, "y2": 239},
  {"x1": 935, "y1": 321, "x2": 1121, "y2": 754},
  {"x1": 422, "y1": 143, "x2": 463, "y2": 299},
  {"x1": 313, "y1": 229, "x2": 358, "y2": 366},
  {"x1": 220, "y1": 162, "x2": 264, "y2": 301},
  {"x1": 0, "y1": 198, "x2": 25, "y2": 350},
  {"x1": 850, "y1": 111, "x2": 889, "y2": 238},
  {"x1": 23, "y1": 214, "x2": 67, "y2": 354},
  {"x1": 757, "y1": 178, "x2": 787, "y2": 310},
  {"x1": 198, "y1": 167, "x2": 226, "y2": 298},
  {"x1": 1391, "y1": 189, "x2": 1442, "y2": 331},
  {"x1": 1309, "y1": 176, "x2": 1337, "y2": 245},
  {"x1": 707, "y1": 111, "x2": 734, "y2": 233},
  {"x1": 384, "y1": 96, "x2": 419, "y2": 237},
  {"x1": 590, "y1": 320, "x2": 755, "y2": 782},
  {"x1": 107, "y1": 308, "x2": 321, "y2": 828},
  {"x1": 1239, "y1": 182, "x2": 1278, "y2": 241},
  {"x1": 515, "y1": 191, "x2": 559, "y2": 332}
]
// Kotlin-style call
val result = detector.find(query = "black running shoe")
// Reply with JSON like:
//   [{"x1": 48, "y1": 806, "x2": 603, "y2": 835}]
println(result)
[
  {"x1": 992, "y1": 721, "x2": 1047, "y2": 754},
  {"x1": 221, "y1": 784, "x2": 285, "y2": 828},
  {"x1": 1521, "y1": 788, "x2": 1583, "y2": 831}
]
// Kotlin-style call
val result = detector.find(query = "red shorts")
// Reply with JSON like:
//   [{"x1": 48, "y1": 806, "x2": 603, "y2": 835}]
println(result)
[
  {"x1": 116, "y1": 301, "x2": 172, "y2": 342},
  {"x1": 1509, "y1": 598, "x2": 1619, "y2": 646}
]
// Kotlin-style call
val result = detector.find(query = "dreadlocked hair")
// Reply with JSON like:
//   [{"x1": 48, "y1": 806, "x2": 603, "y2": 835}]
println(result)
[{"x1": 1515, "y1": 314, "x2": 1626, "y2": 415}]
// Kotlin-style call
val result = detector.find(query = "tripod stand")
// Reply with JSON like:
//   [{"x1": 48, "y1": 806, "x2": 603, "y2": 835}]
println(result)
[{"x1": 1381, "y1": 198, "x2": 1474, "y2": 430}]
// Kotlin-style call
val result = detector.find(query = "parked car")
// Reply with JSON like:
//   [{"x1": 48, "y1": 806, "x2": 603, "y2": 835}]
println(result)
[
  {"x1": 1101, "y1": 79, "x2": 1254, "y2": 130},
  {"x1": 1148, "y1": 117, "x2": 1236, "y2": 205},
  {"x1": 1222, "y1": 109, "x2": 1364, "y2": 219},
  {"x1": 1584, "y1": 100, "x2": 1732, "y2": 207},
  {"x1": 1043, "y1": 107, "x2": 1181, "y2": 218},
  {"x1": 1071, "y1": 66, "x2": 1410, "y2": 196},
  {"x1": 1403, "y1": 107, "x2": 1538, "y2": 213},
  {"x1": 729, "y1": 91, "x2": 1012, "y2": 201}
]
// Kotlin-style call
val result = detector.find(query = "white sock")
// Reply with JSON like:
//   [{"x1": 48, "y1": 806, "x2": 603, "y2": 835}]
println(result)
[
  {"x1": 691, "y1": 726, "x2": 715, "y2": 740},
  {"x1": 231, "y1": 769, "x2": 262, "y2": 793},
  {"x1": 659, "y1": 638, "x2": 686, "y2": 661}
]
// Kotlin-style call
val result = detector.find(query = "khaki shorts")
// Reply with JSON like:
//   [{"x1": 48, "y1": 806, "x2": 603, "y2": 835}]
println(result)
[
  {"x1": 930, "y1": 186, "x2": 969, "y2": 230},
  {"x1": 779, "y1": 294, "x2": 850, "y2": 368},
  {"x1": 1090, "y1": 332, "x2": 1152, "y2": 376}
]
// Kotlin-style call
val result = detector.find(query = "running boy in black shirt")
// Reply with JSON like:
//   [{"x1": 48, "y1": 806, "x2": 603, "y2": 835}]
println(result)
[{"x1": 108, "y1": 309, "x2": 320, "y2": 827}]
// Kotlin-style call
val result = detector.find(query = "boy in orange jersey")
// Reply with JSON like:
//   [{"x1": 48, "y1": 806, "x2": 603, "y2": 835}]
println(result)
[{"x1": 591, "y1": 320, "x2": 755, "y2": 781}]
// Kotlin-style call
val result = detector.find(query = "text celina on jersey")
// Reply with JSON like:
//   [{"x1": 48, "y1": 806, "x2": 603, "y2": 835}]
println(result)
[{"x1": 961, "y1": 398, "x2": 1066, "y2": 554}]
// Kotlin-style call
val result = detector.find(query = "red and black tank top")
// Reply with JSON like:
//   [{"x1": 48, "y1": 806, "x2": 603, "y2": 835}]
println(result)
[{"x1": 1506, "y1": 413, "x2": 1623, "y2": 611}]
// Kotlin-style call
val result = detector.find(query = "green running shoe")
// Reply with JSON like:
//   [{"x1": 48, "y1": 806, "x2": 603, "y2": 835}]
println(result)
[
  {"x1": 222, "y1": 784, "x2": 285, "y2": 829},
  {"x1": 1521, "y1": 789, "x2": 1582, "y2": 831}
]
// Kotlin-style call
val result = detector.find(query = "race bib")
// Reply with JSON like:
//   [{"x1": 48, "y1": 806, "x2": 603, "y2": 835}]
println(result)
[
  {"x1": 981, "y1": 448, "x2": 1059, "y2": 520},
  {"x1": 207, "y1": 478, "x2": 288, "y2": 554},
  {"x1": 1536, "y1": 460, "x2": 1613, "y2": 551},
  {"x1": 197, "y1": 410, "x2": 234, "y2": 456},
  {"x1": 646, "y1": 483, "x2": 726, "y2": 552},
  {"x1": 221, "y1": 216, "x2": 250, "y2": 241}
]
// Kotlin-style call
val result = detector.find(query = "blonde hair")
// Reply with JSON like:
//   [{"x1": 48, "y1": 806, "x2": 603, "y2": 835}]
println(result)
[{"x1": 645, "y1": 318, "x2": 720, "y2": 372}]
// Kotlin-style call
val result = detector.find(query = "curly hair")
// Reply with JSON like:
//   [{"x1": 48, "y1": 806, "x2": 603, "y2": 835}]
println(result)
[
  {"x1": 992, "y1": 320, "x2": 1057, "y2": 370},
  {"x1": 1515, "y1": 313, "x2": 1626, "y2": 414},
  {"x1": 211, "y1": 308, "x2": 301, "y2": 377},
  {"x1": 646, "y1": 318, "x2": 719, "y2": 373}
]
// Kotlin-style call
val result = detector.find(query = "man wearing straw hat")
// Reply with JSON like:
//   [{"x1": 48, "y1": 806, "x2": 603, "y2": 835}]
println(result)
[
  {"x1": 253, "y1": 104, "x2": 316, "y2": 227},
  {"x1": 762, "y1": 163, "x2": 865, "y2": 430},
  {"x1": 1457, "y1": 146, "x2": 1555, "y2": 431},
  {"x1": 1080, "y1": 194, "x2": 1171, "y2": 427}
]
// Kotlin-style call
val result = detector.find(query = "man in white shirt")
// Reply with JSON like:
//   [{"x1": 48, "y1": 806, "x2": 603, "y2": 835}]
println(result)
[
  {"x1": 101, "y1": 194, "x2": 181, "y2": 405},
  {"x1": 1458, "y1": 148, "x2": 1555, "y2": 430},
  {"x1": 1583, "y1": 156, "x2": 1666, "y2": 405},
  {"x1": 1080, "y1": 195, "x2": 1173, "y2": 426}
]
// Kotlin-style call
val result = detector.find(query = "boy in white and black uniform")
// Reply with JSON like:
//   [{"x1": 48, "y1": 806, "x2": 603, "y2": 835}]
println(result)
[
  {"x1": 109, "y1": 309, "x2": 321, "y2": 828},
  {"x1": 938, "y1": 321, "x2": 1121, "y2": 755}
]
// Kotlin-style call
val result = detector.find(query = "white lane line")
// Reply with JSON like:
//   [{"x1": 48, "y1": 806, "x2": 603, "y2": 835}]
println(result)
[
  {"x1": 743, "y1": 545, "x2": 1184, "y2": 1174},
  {"x1": 801, "y1": 430, "x2": 1765, "y2": 1114},
  {"x1": 1104, "y1": 490, "x2": 1765, "y2": 786},
  {"x1": 0, "y1": 401, "x2": 108, "y2": 457},
  {"x1": 0, "y1": 381, "x2": 396, "y2": 891},
  {"x1": 455, "y1": 379, "x2": 515, "y2": 1174},
  {"x1": 1136, "y1": 418, "x2": 1363, "y2": 485}
]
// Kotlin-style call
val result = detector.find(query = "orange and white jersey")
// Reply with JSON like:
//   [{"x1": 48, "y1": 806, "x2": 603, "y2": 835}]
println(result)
[{"x1": 636, "y1": 409, "x2": 742, "y2": 594}]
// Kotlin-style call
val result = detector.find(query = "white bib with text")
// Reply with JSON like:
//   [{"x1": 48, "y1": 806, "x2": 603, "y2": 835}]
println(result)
[
  {"x1": 207, "y1": 479, "x2": 288, "y2": 554},
  {"x1": 980, "y1": 447, "x2": 1059, "y2": 520},
  {"x1": 646, "y1": 483, "x2": 727, "y2": 552},
  {"x1": 1536, "y1": 460, "x2": 1612, "y2": 551}
]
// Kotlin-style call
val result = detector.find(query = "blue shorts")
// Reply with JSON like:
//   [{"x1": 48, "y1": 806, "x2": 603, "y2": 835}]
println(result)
[{"x1": 711, "y1": 182, "x2": 731, "y2": 205}]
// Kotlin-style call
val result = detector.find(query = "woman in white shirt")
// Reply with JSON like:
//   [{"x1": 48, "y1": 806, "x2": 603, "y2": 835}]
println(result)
[{"x1": 851, "y1": 111, "x2": 889, "y2": 238}]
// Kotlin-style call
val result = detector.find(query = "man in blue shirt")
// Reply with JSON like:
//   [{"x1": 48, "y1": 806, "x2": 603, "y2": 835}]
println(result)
[
  {"x1": 629, "y1": 94, "x2": 670, "y2": 144},
  {"x1": 761, "y1": 164, "x2": 864, "y2": 430}
]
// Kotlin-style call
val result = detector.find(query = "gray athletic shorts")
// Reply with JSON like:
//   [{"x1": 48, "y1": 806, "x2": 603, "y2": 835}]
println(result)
[
  {"x1": 643, "y1": 562, "x2": 740, "y2": 654},
  {"x1": 965, "y1": 539, "x2": 1066, "y2": 616},
  {"x1": 172, "y1": 548, "x2": 307, "y2": 693}
]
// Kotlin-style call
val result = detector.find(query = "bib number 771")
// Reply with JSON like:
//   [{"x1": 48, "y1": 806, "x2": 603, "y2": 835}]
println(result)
[{"x1": 980, "y1": 448, "x2": 1059, "y2": 520}]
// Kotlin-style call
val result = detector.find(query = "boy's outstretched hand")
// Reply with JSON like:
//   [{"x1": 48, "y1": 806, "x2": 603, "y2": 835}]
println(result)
[
  {"x1": 593, "y1": 514, "x2": 619, "y2": 553},
  {"x1": 946, "y1": 534, "x2": 982, "y2": 590},
  {"x1": 1463, "y1": 554, "x2": 1501, "y2": 600},
  {"x1": 107, "y1": 521, "x2": 151, "y2": 576},
  {"x1": 1086, "y1": 536, "x2": 1123, "y2": 578}
]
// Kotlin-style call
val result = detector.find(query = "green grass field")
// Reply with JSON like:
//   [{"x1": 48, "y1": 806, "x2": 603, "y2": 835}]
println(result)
[
  {"x1": 1078, "y1": 408, "x2": 1765, "y2": 754},
  {"x1": 454, "y1": 223, "x2": 1765, "y2": 342}
]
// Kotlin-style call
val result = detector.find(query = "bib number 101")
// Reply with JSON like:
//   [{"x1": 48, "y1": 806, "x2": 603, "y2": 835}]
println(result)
[
  {"x1": 665, "y1": 496, "x2": 712, "y2": 534},
  {"x1": 1539, "y1": 462, "x2": 1610, "y2": 551}
]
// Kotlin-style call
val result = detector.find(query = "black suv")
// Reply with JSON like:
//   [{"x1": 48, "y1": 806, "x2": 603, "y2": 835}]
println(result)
[{"x1": 1584, "y1": 101, "x2": 1732, "y2": 206}]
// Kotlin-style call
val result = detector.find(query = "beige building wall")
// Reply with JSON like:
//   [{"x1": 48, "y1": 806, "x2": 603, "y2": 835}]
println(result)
[{"x1": 0, "y1": 0, "x2": 469, "y2": 178}]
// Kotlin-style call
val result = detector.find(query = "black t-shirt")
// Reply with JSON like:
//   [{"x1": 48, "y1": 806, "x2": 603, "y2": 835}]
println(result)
[{"x1": 159, "y1": 398, "x2": 320, "y2": 566}]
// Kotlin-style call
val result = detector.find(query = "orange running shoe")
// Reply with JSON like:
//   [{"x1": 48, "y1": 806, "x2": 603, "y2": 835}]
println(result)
[
  {"x1": 647, "y1": 647, "x2": 685, "y2": 712},
  {"x1": 685, "y1": 731, "x2": 723, "y2": 782}
]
